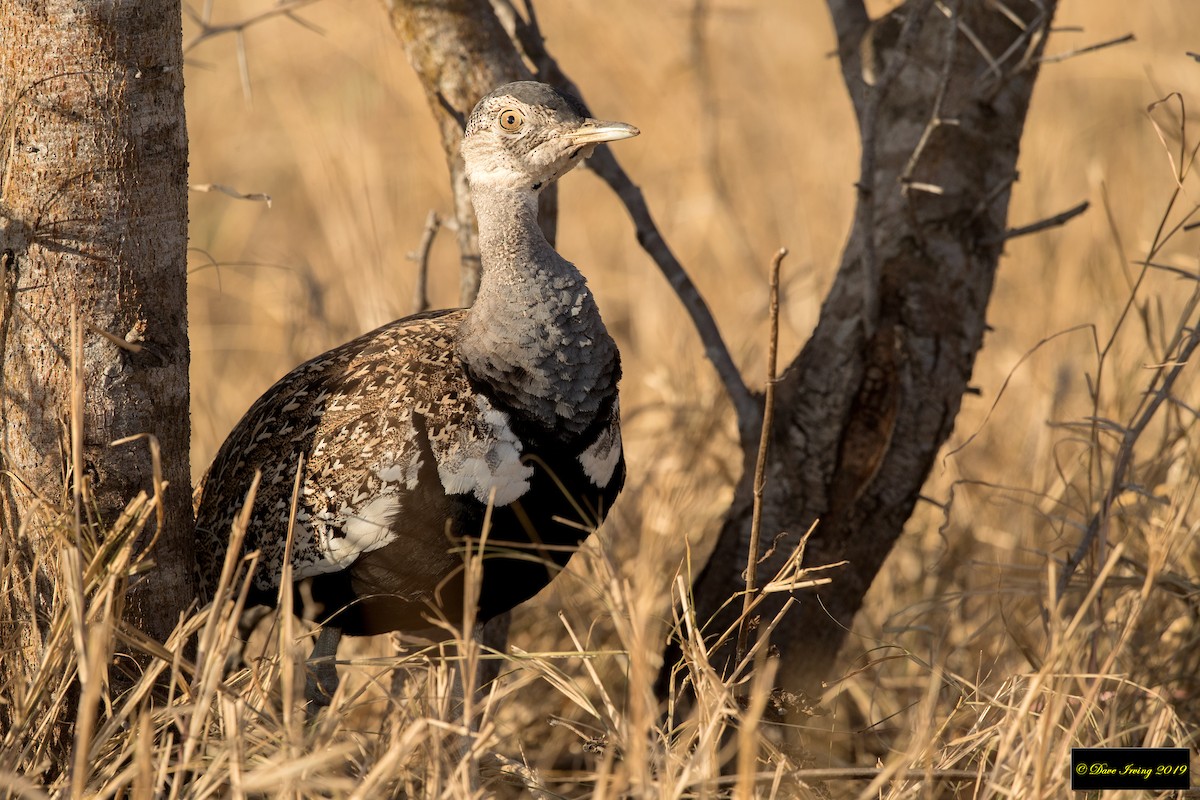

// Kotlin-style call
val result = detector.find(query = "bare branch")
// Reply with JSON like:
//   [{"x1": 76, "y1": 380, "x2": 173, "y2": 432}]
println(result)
[
  {"x1": 974, "y1": 3, "x2": 1047, "y2": 83},
  {"x1": 1038, "y1": 32, "x2": 1134, "y2": 65},
  {"x1": 988, "y1": 0, "x2": 1029, "y2": 31},
  {"x1": 406, "y1": 210, "x2": 441, "y2": 315},
  {"x1": 1000, "y1": 199, "x2": 1089, "y2": 241},
  {"x1": 183, "y1": 0, "x2": 323, "y2": 54},
  {"x1": 586, "y1": 146, "x2": 762, "y2": 442},
  {"x1": 182, "y1": 0, "x2": 324, "y2": 103},
  {"x1": 490, "y1": 7, "x2": 762, "y2": 441},
  {"x1": 190, "y1": 183, "x2": 272, "y2": 207}
]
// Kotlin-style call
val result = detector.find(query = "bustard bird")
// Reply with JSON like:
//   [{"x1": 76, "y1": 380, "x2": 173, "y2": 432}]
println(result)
[{"x1": 194, "y1": 82, "x2": 637, "y2": 706}]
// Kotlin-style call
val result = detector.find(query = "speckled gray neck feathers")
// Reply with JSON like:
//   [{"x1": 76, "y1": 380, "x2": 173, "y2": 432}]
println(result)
[{"x1": 456, "y1": 184, "x2": 619, "y2": 437}]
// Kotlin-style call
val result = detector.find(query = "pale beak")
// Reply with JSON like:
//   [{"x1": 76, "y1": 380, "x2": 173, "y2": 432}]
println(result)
[{"x1": 561, "y1": 119, "x2": 640, "y2": 145}]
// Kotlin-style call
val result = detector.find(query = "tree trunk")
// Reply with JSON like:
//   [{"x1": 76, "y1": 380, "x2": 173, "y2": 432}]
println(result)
[
  {"x1": 0, "y1": 0, "x2": 192, "y2": 754},
  {"x1": 688, "y1": 0, "x2": 1060, "y2": 699}
]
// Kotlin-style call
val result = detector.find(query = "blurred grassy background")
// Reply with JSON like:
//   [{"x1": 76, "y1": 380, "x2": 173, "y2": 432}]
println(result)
[{"x1": 184, "y1": 0, "x2": 1199, "y2": 776}]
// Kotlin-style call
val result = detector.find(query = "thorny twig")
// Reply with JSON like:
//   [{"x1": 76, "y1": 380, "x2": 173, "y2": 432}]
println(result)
[
  {"x1": 183, "y1": 0, "x2": 323, "y2": 53},
  {"x1": 969, "y1": 4, "x2": 1049, "y2": 99}
]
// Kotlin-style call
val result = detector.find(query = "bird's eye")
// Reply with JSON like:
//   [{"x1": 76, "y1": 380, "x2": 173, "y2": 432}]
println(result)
[{"x1": 498, "y1": 108, "x2": 525, "y2": 132}]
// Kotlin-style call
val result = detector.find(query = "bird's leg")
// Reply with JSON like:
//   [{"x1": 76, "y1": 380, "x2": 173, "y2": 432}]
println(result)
[
  {"x1": 224, "y1": 604, "x2": 273, "y2": 675},
  {"x1": 446, "y1": 621, "x2": 490, "y2": 789},
  {"x1": 304, "y1": 625, "x2": 342, "y2": 715},
  {"x1": 477, "y1": 612, "x2": 510, "y2": 693},
  {"x1": 450, "y1": 622, "x2": 491, "y2": 723}
]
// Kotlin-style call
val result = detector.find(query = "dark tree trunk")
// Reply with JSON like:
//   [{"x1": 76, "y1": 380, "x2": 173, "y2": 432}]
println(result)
[
  {"x1": 0, "y1": 0, "x2": 192, "y2": 769},
  {"x1": 688, "y1": 0, "x2": 1060, "y2": 698}
]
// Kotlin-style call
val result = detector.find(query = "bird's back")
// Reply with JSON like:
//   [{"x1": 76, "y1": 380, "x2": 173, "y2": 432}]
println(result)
[{"x1": 194, "y1": 307, "x2": 624, "y2": 636}]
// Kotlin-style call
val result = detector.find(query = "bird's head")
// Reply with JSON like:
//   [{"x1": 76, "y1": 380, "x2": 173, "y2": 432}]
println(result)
[{"x1": 461, "y1": 81, "x2": 639, "y2": 194}]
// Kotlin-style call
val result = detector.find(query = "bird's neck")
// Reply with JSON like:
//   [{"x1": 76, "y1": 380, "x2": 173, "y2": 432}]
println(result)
[
  {"x1": 457, "y1": 183, "x2": 620, "y2": 436},
  {"x1": 473, "y1": 185, "x2": 555, "y2": 275}
]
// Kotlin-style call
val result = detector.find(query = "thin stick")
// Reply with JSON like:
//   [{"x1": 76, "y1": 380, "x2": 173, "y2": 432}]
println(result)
[
  {"x1": 279, "y1": 454, "x2": 304, "y2": 748},
  {"x1": 1037, "y1": 33, "x2": 1134, "y2": 65},
  {"x1": 734, "y1": 248, "x2": 787, "y2": 672},
  {"x1": 1000, "y1": 200, "x2": 1089, "y2": 242},
  {"x1": 408, "y1": 210, "x2": 441, "y2": 315}
]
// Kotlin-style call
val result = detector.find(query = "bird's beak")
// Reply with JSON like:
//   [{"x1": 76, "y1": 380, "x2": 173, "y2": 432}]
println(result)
[{"x1": 561, "y1": 119, "x2": 640, "y2": 145}]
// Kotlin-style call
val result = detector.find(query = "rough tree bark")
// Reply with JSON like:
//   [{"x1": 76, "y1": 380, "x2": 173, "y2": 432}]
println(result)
[
  {"x1": 383, "y1": 0, "x2": 1063, "y2": 708},
  {"x1": 0, "y1": 0, "x2": 192, "y2": 747},
  {"x1": 689, "y1": 0, "x2": 1061, "y2": 698}
]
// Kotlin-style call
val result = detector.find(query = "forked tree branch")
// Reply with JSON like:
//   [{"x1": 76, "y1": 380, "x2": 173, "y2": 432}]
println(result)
[{"x1": 825, "y1": 0, "x2": 870, "y2": 56}]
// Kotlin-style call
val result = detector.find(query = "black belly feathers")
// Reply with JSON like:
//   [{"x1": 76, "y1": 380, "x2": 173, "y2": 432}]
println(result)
[{"x1": 194, "y1": 308, "x2": 625, "y2": 636}]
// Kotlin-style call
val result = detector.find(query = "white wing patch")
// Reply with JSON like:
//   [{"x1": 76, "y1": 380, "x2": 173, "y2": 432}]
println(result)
[
  {"x1": 291, "y1": 494, "x2": 402, "y2": 580},
  {"x1": 580, "y1": 403, "x2": 622, "y2": 487},
  {"x1": 580, "y1": 424, "x2": 621, "y2": 487},
  {"x1": 287, "y1": 447, "x2": 424, "y2": 583},
  {"x1": 434, "y1": 394, "x2": 534, "y2": 505},
  {"x1": 328, "y1": 494, "x2": 402, "y2": 563}
]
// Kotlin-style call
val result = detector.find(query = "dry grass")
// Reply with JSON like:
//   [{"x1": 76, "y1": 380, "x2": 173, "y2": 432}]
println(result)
[{"x1": 3, "y1": 0, "x2": 1199, "y2": 796}]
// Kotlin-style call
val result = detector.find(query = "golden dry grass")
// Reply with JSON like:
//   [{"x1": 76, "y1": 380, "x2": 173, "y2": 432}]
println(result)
[{"x1": 3, "y1": 0, "x2": 1199, "y2": 796}]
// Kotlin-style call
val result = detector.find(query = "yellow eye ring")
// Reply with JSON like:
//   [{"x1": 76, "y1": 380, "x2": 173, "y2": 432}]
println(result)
[{"x1": 498, "y1": 108, "x2": 525, "y2": 132}]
